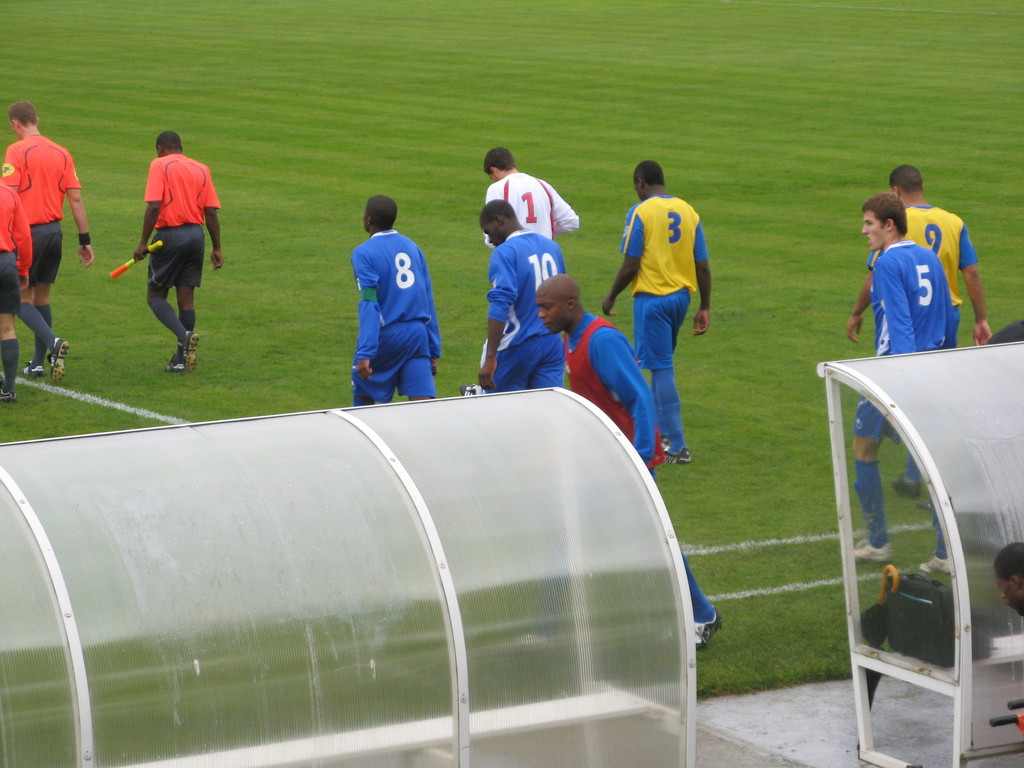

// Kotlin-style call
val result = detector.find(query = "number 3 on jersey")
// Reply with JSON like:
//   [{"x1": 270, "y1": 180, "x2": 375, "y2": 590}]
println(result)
[
  {"x1": 395, "y1": 252, "x2": 415, "y2": 288},
  {"x1": 528, "y1": 252, "x2": 559, "y2": 288},
  {"x1": 667, "y1": 211, "x2": 682, "y2": 244}
]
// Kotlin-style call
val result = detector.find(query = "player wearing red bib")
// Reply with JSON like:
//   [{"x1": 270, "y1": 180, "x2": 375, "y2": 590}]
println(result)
[{"x1": 536, "y1": 274, "x2": 721, "y2": 649}]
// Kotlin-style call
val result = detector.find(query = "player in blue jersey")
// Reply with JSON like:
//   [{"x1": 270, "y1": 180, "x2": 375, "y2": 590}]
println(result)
[
  {"x1": 535, "y1": 274, "x2": 721, "y2": 649},
  {"x1": 601, "y1": 161, "x2": 711, "y2": 465},
  {"x1": 848, "y1": 167, "x2": 991, "y2": 539},
  {"x1": 848, "y1": 165, "x2": 989, "y2": 348},
  {"x1": 852, "y1": 193, "x2": 955, "y2": 564},
  {"x1": 477, "y1": 200, "x2": 565, "y2": 392},
  {"x1": 350, "y1": 195, "x2": 440, "y2": 405}
]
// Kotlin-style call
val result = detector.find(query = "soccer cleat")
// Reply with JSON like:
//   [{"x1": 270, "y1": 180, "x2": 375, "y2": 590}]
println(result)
[
  {"x1": 183, "y1": 331, "x2": 200, "y2": 373},
  {"x1": 890, "y1": 474, "x2": 922, "y2": 499},
  {"x1": 854, "y1": 542, "x2": 893, "y2": 562},
  {"x1": 49, "y1": 337, "x2": 69, "y2": 383},
  {"x1": 920, "y1": 556, "x2": 951, "y2": 575},
  {"x1": 664, "y1": 446, "x2": 692, "y2": 464},
  {"x1": 696, "y1": 609, "x2": 722, "y2": 650},
  {"x1": 460, "y1": 384, "x2": 484, "y2": 396},
  {"x1": 0, "y1": 390, "x2": 16, "y2": 403},
  {"x1": 22, "y1": 362, "x2": 44, "y2": 378},
  {"x1": 164, "y1": 358, "x2": 185, "y2": 373}
]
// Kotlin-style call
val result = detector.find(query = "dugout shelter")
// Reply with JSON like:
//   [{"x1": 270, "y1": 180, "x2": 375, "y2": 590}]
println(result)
[
  {"x1": 0, "y1": 388, "x2": 694, "y2": 768},
  {"x1": 820, "y1": 343, "x2": 1024, "y2": 768}
]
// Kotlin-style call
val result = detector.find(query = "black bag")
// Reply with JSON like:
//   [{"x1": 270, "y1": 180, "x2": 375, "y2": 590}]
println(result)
[{"x1": 861, "y1": 565, "x2": 955, "y2": 668}]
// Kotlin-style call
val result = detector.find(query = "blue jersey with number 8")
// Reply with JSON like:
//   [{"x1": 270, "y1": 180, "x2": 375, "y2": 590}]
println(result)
[{"x1": 352, "y1": 229, "x2": 441, "y2": 360}]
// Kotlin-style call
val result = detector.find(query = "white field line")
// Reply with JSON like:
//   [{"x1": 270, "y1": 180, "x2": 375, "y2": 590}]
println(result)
[
  {"x1": 682, "y1": 522, "x2": 931, "y2": 556},
  {"x1": 709, "y1": 0, "x2": 1024, "y2": 16},
  {"x1": 684, "y1": 522, "x2": 933, "y2": 602},
  {"x1": 710, "y1": 571, "x2": 883, "y2": 602},
  {"x1": 18, "y1": 379, "x2": 187, "y2": 426}
]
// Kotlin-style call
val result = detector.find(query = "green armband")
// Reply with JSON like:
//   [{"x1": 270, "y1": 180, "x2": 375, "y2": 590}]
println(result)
[{"x1": 359, "y1": 287, "x2": 378, "y2": 301}]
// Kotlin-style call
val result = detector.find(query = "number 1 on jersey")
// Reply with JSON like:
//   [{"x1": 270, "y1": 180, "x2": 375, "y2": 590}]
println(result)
[{"x1": 521, "y1": 192, "x2": 537, "y2": 223}]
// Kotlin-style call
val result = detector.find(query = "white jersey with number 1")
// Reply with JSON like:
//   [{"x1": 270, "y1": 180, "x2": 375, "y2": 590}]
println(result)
[{"x1": 484, "y1": 171, "x2": 579, "y2": 246}]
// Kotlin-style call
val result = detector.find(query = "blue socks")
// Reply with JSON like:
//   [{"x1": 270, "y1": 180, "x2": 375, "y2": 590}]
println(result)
[
  {"x1": 681, "y1": 550, "x2": 716, "y2": 624},
  {"x1": 650, "y1": 367, "x2": 685, "y2": 451},
  {"x1": 854, "y1": 459, "x2": 887, "y2": 548}
]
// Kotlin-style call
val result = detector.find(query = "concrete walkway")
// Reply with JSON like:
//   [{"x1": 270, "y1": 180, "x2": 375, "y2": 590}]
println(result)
[{"x1": 695, "y1": 678, "x2": 1024, "y2": 768}]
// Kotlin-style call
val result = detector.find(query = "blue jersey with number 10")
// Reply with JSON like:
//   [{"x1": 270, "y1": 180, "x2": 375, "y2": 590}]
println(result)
[
  {"x1": 487, "y1": 229, "x2": 566, "y2": 351},
  {"x1": 352, "y1": 230, "x2": 441, "y2": 360}
]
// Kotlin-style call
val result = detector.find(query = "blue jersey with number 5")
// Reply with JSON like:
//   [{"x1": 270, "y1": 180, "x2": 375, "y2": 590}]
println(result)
[
  {"x1": 871, "y1": 240, "x2": 955, "y2": 356},
  {"x1": 352, "y1": 230, "x2": 441, "y2": 360},
  {"x1": 487, "y1": 230, "x2": 565, "y2": 351}
]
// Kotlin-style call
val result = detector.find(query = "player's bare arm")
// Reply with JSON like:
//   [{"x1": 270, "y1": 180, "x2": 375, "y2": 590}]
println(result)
[
  {"x1": 603, "y1": 256, "x2": 640, "y2": 316},
  {"x1": 478, "y1": 318, "x2": 504, "y2": 389},
  {"x1": 205, "y1": 207, "x2": 223, "y2": 269},
  {"x1": 693, "y1": 259, "x2": 712, "y2": 335},
  {"x1": 67, "y1": 189, "x2": 94, "y2": 268},
  {"x1": 961, "y1": 264, "x2": 990, "y2": 345},
  {"x1": 134, "y1": 202, "x2": 161, "y2": 259},
  {"x1": 847, "y1": 273, "x2": 873, "y2": 343}
]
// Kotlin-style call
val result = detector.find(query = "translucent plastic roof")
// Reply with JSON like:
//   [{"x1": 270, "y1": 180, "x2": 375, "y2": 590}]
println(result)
[
  {"x1": 820, "y1": 342, "x2": 1024, "y2": 758},
  {"x1": 0, "y1": 389, "x2": 693, "y2": 768}
]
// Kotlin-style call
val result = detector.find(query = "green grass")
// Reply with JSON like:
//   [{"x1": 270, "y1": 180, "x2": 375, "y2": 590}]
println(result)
[{"x1": 2, "y1": 0, "x2": 1022, "y2": 701}]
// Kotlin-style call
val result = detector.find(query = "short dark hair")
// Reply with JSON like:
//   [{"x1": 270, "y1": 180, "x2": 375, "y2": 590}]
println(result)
[
  {"x1": 889, "y1": 165, "x2": 924, "y2": 193},
  {"x1": 862, "y1": 192, "x2": 908, "y2": 236},
  {"x1": 480, "y1": 199, "x2": 515, "y2": 225},
  {"x1": 365, "y1": 195, "x2": 398, "y2": 230},
  {"x1": 483, "y1": 147, "x2": 515, "y2": 174},
  {"x1": 156, "y1": 131, "x2": 183, "y2": 151},
  {"x1": 634, "y1": 160, "x2": 665, "y2": 186},
  {"x1": 8, "y1": 101, "x2": 38, "y2": 125},
  {"x1": 995, "y1": 543, "x2": 1024, "y2": 580}
]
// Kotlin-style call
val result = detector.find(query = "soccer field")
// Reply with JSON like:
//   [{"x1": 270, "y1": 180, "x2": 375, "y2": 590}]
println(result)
[{"x1": 3, "y1": 0, "x2": 1023, "y2": 696}]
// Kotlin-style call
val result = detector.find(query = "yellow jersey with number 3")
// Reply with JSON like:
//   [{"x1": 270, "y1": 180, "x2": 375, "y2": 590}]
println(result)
[{"x1": 620, "y1": 195, "x2": 706, "y2": 296}]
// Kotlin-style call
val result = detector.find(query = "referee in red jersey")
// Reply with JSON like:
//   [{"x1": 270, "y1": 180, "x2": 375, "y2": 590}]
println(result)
[
  {"x1": 4, "y1": 101, "x2": 92, "y2": 382},
  {"x1": 133, "y1": 131, "x2": 222, "y2": 373}
]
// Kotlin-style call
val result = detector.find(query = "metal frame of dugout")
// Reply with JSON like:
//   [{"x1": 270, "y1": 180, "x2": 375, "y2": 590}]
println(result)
[
  {"x1": 0, "y1": 388, "x2": 695, "y2": 768},
  {"x1": 819, "y1": 343, "x2": 1024, "y2": 768}
]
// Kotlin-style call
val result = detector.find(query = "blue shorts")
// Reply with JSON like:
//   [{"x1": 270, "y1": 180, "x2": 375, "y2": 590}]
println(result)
[
  {"x1": 853, "y1": 398, "x2": 901, "y2": 444},
  {"x1": 352, "y1": 321, "x2": 435, "y2": 404},
  {"x1": 633, "y1": 289, "x2": 691, "y2": 370},
  {"x1": 494, "y1": 332, "x2": 565, "y2": 392}
]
